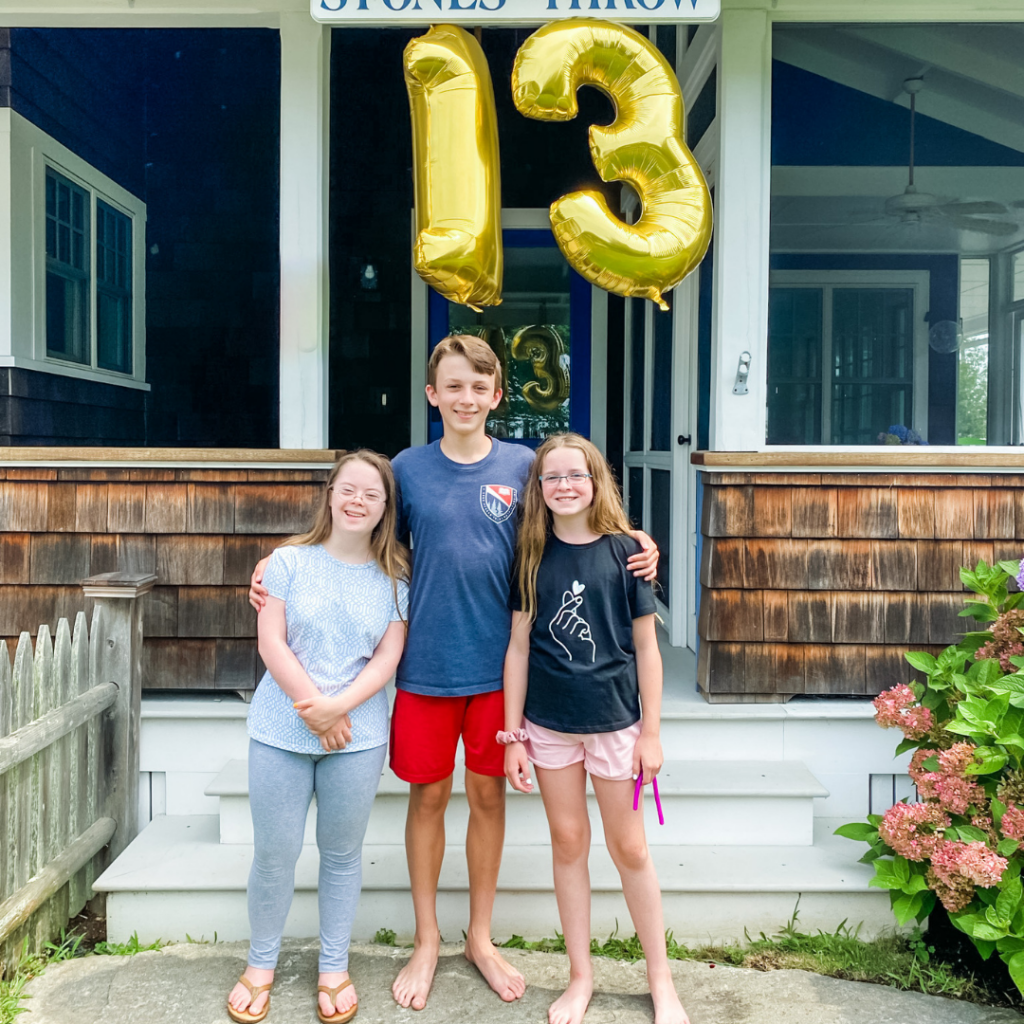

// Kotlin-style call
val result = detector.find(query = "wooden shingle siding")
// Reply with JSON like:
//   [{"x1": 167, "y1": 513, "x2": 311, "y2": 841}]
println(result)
[
  {"x1": 698, "y1": 472, "x2": 1024, "y2": 703},
  {"x1": 0, "y1": 466, "x2": 330, "y2": 690}
]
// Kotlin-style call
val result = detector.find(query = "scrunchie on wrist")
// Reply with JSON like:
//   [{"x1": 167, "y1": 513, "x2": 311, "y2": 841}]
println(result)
[{"x1": 495, "y1": 728, "x2": 528, "y2": 745}]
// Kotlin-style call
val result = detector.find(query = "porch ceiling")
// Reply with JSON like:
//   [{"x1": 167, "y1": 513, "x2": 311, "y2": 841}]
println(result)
[{"x1": 774, "y1": 24, "x2": 1024, "y2": 156}]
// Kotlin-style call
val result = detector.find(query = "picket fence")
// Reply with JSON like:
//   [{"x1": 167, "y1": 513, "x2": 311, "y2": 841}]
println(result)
[{"x1": 0, "y1": 573, "x2": 154, "y2": 972}]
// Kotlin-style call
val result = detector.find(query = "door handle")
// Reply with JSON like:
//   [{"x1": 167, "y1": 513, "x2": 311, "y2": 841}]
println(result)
[{"x1": 677, "y1": 434, "x2": 691, "y2": 446}]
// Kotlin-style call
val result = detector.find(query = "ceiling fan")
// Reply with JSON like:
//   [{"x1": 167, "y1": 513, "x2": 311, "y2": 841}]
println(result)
[{"x1": 880, "y1": 77, "x2": 1019, "y2": 237}]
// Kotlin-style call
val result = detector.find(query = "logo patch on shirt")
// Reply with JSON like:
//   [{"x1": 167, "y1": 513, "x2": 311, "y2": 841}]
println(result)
[{"x1": 480, "y1": 484, "x2": 517, "y2": 524}]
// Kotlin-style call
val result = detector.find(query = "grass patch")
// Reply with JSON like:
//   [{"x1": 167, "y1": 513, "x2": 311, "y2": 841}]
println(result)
[
  {"x1": 500, "y1": 908, "x2": 984, "y2": 1005},
  {"x1": 373, "y1": 928, "x2": 398, "y2": 946},
  {"x1": 0, "y1": 930, "x2": 167, "y2": 1024}
]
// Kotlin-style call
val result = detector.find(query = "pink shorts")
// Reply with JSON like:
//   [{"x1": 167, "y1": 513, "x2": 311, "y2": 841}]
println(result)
[{"x1": 523, "y1": 718, "x2": 642, "y2": 781}]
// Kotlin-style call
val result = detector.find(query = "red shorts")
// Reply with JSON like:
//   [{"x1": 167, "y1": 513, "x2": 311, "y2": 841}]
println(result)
[{"x1": 389, "y1": 688, "x2": 505, "y2": 784}]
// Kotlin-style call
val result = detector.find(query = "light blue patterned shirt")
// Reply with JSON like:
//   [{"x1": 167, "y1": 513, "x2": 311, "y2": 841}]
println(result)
[{"x1": 247, "y1": 544, "x2": 408, "y2": 754}]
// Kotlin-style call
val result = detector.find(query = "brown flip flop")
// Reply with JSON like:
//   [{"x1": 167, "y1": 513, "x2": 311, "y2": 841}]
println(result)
[
  {"x1": 317, "y1": 978, "x2": 358, "y2": 1024},
  {"x1": 227, "y1": 973, "x2": 272, "y2": 1023}
]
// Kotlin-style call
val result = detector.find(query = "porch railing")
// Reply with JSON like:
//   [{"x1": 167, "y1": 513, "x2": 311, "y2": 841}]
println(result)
[{"x1": 0, "y1": 572, "x2": 154, "y2": 970}]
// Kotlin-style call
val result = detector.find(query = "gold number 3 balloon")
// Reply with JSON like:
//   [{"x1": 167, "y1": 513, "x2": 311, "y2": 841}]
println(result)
[
  {"x1": 404, "y1": 26, "x2": 502, "y2": 311},
  {"x1": 512, "y1": 20, "x2": 713, "y2": 311}
]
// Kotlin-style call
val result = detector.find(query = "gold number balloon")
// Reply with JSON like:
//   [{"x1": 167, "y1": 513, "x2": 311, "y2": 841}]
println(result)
[
  {"x1": 510, "y1": 325, "x2": 570, "y2": 413},
  {"x1": 404, "y1": 25, "x2": 502, "y2": 311},
  {"x1": 512, "y1": 20, "x2": 713, "y2": 311}
]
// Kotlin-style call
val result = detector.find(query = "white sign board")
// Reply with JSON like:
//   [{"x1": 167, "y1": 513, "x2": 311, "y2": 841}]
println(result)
[{"x1": 312, "y1": 0, "x2": 719, "y2": 26}]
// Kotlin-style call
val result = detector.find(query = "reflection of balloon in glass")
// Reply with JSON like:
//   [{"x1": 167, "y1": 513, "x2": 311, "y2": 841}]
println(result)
[
  {"x1": 928, "y1": 320, "x2": 963, "y2": 354},
  {"x1": 510, "y1": 326, "x2": 570, "y2": 412}
]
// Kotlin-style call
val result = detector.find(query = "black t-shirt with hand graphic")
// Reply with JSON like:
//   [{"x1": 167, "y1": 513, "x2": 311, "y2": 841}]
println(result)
[{"x1": 515, "y1": 533, "x2": 657, "y2": 734}]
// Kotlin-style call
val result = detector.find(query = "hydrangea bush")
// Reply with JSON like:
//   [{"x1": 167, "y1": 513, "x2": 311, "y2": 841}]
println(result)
[{"x1": 838, "y1": 558, "x2": 1024, "y2": 992}]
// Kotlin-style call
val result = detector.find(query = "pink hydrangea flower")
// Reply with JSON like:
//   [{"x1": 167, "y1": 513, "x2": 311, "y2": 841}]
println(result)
[
  {"x1": 873, "y1": 685, "x2": 934, "y2": 739},
  {"x1": 1001, "y1": 805, "x2": 1024, "y2": 842},
  {"x1": 930, "y1": 840, "x2": 1007, "y2": 889},
  {"x1": 931, "y1": 774, "x2": 985, "y2": 815},
  {"x1": 927, "y1": 867, "x2": 977, "y2": 913},
  {"x1": 879, "y1": 802, "x2": 950, "y2": 861},
  {"x1": 938, "y1": 743, "x2": 978, "y2": 777},
  {"x1": 908, "y1": 748, "x2": 939, "y2": 799}
]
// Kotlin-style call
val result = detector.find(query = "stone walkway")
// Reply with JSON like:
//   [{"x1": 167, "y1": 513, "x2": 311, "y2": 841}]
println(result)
[{"x1": 20, "y1": 939, "x2": 1024, "y2": 1024}]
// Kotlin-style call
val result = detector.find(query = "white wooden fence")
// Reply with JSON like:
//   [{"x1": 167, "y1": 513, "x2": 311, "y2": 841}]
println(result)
[{"x1": 0, "y1": 572, "x2": 154, "y2": 972}]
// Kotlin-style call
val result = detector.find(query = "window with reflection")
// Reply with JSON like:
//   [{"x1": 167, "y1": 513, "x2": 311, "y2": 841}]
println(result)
[{"x1": 770, "y1": 23, "x2": 1024, "y2": 446}]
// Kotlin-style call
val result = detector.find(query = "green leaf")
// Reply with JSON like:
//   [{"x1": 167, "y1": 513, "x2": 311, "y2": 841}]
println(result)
[
  {"x1": 905, "y1": 651, "x2": 937, "y2": 674},
  {"x1": 945, "y1": 827, "x2": 960, "y2": 841},
  {"x1": 893, "y1": 856, "x2": 911, "y2": 885},
  {"x1": 895, "y1": 737, "x2": 920, "y2": 756},
  {"x1": 892, "y1": 891, "x2": 927, "y2": 926},
  {"x1": 958, "y1": 825, "x2": 991, "y2": 843},
  {"x1": 997, "y1": 936, "x2": 1024, "y2": 953},
  {"x1": 1006, "y1": 950, "x2": 1024, "y2": 997},
  {"x1": 999, "y1": 839, "x2": 1020, "y2": 857},
  {"x1": 968, "y1": 753, "x2": 1009, "y2": 775},
  {"x1": 971, "y1": 919, "x2": 1006, "y2": 941},
  {"x1": 988, "y1": 904, "x2": 1012, "y2": 930},
  {"x1": 834, "y1": 822, "x2": 878, "y2": 842},
  {"x1": 993, "y1": 799, "x2": 1008, "y2": 828},
  {"x1": 998, "y1": 876, "x2": 1023, "y2": 922},
  {"x1": 954, "y1": 913, "x2": 980, "y2": 936},
  {"x1": 975, "y1": 939, "x2": 998, "y2": 961},
  {"x1": 998, "y1": 560, "x2": 1022, "y2": 576},
  {"x1": 921, "y1": 755, "x2": 941, "y2": 772},
  {"x1": 869, "y1": 860, "x2": 904, "y2": 891},
  {"x1": 904, "y1": 874, "x2": 929, "y2": 894}
]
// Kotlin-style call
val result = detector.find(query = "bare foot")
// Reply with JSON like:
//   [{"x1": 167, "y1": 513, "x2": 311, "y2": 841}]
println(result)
[
  {"x1": 650, "y1": 970, "x2": 689, "y2": 1024},
  {"x1": 392, "y1": 933, "x2": 440, "y2": 1010},
  {"x1": 318, "y1": 970, "x2": 357, "y2": 1019},
  {"x1": 464, "y1": 933, "x2": 526, "y2": 1002},
  {"x1": 227, "y1": 966, "x2": 274, "y2": 1019},
  {"x1": 548, "y1": 973, "x2": 593, "y2": 1024}
]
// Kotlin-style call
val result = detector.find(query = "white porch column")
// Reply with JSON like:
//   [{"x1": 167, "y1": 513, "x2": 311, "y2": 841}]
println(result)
[
  {"x1": 278, "y1": 14, "x2": 330, "y2": 449},
  {"x1": 709, "y1": 9, "x2": 771, "y2": 451}
]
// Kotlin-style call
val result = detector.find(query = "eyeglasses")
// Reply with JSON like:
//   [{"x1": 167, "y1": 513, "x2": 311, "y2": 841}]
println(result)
[
  {"x1": 332, "y1": 485, "x2": 386, "y2": 507},
  {"x1": 538, "y1": 472, "x2": 593, "y2": 487}
]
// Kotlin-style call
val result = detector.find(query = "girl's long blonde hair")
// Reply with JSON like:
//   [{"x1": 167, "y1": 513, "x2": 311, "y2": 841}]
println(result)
[
  {"x1": 282, "y1": 450, "x2": 410, "y2": 621},
  {"x1": 517, "y1": 433, "x2": 633, "y2": 621}
]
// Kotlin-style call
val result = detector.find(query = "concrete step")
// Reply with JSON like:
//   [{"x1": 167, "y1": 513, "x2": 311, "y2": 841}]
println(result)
[
  {"x1": 206, "y1": 758, "x2": 829, "y2": 848},
  {"x1": 94, "y1": 814, "x2": 892, "y2": 947}
]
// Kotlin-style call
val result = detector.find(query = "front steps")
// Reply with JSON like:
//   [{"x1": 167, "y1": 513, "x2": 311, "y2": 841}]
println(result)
[
  {"x1": 98, "y1": 814, "x2": 891, "y2": 946},
  {"x1": 207, "y1": 758, "x2": 829, "y2": 847},
  {"x1": 98, "y1": 644, "x2": 907, "y2": 946}
]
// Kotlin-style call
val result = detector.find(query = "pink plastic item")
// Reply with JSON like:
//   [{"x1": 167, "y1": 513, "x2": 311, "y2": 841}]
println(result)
[{"x1": 633, "y1": 771, "x2": 664, "y2": 825}]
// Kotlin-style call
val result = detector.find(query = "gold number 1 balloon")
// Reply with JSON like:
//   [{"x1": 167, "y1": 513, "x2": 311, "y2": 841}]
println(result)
[
  {"x1": 404, "y1": 25, "x2": 502, "y2": 311},
  {"x1": 512, "y1": 20, "x2": 712, "y2": 311}
]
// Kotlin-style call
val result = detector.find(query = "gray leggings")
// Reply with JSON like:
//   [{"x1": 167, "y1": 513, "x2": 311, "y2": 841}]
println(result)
[{"x1": 247, "y1": 738, "x2": 387, "y2": 972}]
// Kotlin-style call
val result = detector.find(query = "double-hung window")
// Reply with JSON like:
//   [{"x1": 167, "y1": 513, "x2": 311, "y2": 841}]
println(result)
[
  {"x1": 0, "y1": 110, "x2": 146, "y2": 390},
  {"x1": 45, "y1": 168, "x2": 135, "y2": 375}
]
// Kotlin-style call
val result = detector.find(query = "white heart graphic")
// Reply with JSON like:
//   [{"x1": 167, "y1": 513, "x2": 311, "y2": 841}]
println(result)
[{"x1": 572, "y1": 580, "x2": 585, "y2": 596}]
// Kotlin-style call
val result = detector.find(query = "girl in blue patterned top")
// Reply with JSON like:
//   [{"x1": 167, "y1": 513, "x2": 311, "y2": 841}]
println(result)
[{"x1": 227, "y1": 451, "x2": 409, "y2": 1024}]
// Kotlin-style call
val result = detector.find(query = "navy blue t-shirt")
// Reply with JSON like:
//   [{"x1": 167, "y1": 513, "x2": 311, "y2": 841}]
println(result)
[{"x1": 392, "y1": 438, "x2": 535, "y2": 696}]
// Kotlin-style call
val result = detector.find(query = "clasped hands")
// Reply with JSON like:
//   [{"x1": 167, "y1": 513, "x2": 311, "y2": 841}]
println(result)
[{"x1": 293, "y1": 694, "x2": 352, "y2": 753}]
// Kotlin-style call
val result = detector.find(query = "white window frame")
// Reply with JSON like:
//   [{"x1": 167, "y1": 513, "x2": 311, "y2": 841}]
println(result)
[
  {"x1": 0, "y1": 108, "x2": 148, "y2": 391},
  {"x1": 769, "y1": 269, "x2": 930, "y2": 444}
]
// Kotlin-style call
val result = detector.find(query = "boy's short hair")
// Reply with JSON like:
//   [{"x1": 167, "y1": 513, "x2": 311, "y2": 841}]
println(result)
[{"x1": 427, "y1": 334, "x2": 502, "y2": 392}]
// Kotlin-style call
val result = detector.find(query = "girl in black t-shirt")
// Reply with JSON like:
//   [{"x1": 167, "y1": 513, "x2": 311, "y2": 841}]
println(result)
[{"x1": 500, "y1": 433, "x2": 689, "y2": 1024}]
